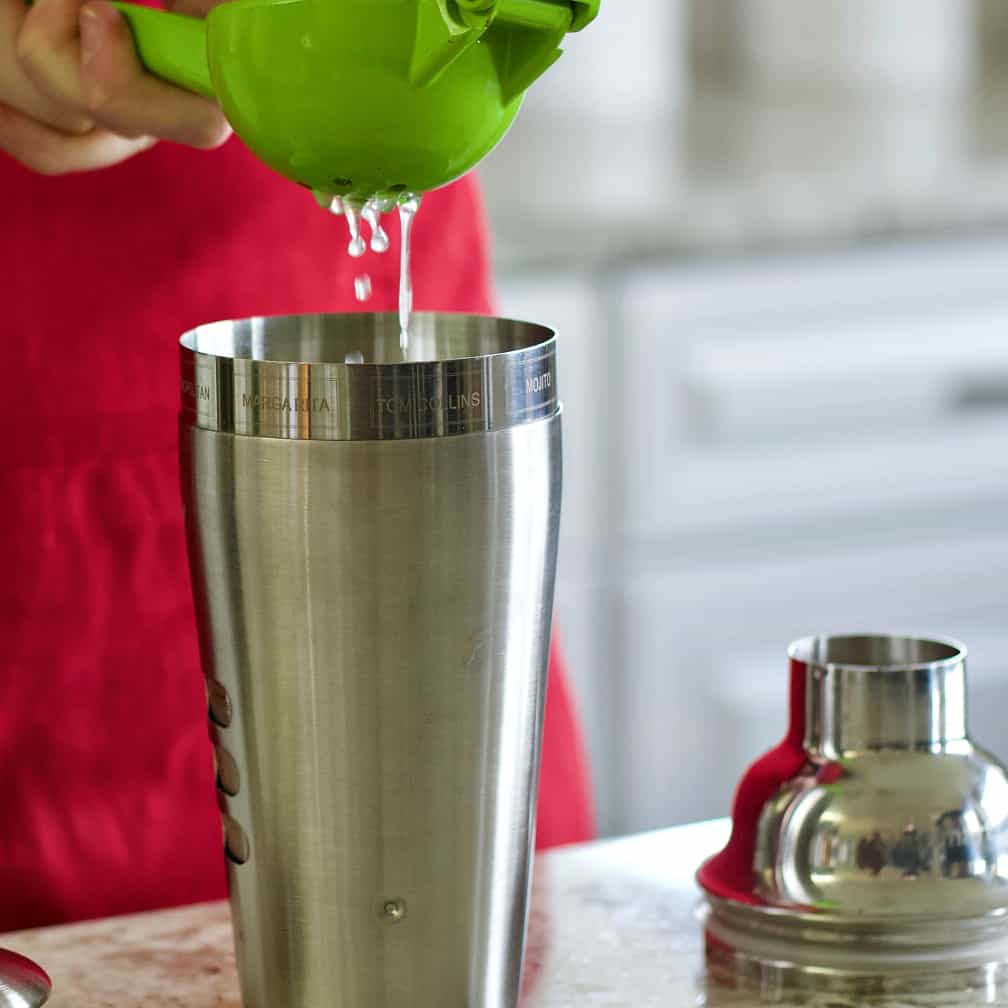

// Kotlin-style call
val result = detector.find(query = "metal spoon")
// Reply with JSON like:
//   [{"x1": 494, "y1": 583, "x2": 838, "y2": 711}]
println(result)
[{"x1": 0, "y1": 950, "x2": 51, "y2": 1008}]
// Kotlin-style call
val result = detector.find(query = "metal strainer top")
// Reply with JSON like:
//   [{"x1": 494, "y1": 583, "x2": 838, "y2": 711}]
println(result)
[
  {"x1": 0, "y1": 951, "x2": 50, "y2": 1008},
  {"x1": 703, "y1": 634, "x2": 1008, "y2": 980}
]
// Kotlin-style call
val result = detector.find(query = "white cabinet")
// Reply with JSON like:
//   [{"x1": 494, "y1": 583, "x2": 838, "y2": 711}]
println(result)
[{"x1": 499, "y1": 237, "x2": 1008, "y2": 836}]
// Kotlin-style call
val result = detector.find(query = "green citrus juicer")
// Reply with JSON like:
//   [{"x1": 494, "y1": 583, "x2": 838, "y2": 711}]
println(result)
[{"x1": 104, "y1": 0, "x2": 598, "y2": 198}]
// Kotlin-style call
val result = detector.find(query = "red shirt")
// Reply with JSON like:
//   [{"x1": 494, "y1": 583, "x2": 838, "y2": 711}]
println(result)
[{"x1": 0, "y1": 138, "x2": 594, "y2": 932}]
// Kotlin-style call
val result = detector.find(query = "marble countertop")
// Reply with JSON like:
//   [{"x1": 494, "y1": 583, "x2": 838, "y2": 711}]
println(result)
[
  {"x1": 6, "y1": 819, "x2": 1008, "y2": 1008},
  {"x1": 480, "y1": 82, "x2": 1008, "y2": 272}
]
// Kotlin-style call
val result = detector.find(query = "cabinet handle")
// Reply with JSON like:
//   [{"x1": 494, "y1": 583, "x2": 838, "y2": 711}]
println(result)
[{"x1": 951, "y1": 380, "x2": 1008, "y2": 413}]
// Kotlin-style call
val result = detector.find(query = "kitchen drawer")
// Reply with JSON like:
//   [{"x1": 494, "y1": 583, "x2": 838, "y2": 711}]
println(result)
[
  {"x1": 619, "y1": 414, "x2": 1008, "y2": 548},
  {"x1": 679, "y1": 309, "x2": 1008, "y2": 444},
  {"x1": 615, "y1": 240, "x2": 1008, "y2": 543},
  {"x1": 621, "y1": 238, "x2": 1008, "y2": 328}
]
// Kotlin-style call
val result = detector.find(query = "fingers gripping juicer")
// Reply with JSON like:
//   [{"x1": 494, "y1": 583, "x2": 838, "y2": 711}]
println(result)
[{"x1": 101, "y1": 0, "x2": 599, "y2": 197}]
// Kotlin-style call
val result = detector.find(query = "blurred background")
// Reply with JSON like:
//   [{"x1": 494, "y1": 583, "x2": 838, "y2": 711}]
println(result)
[{"x1": 478, "y1": 0, "x2": 1008, "y2": 838}]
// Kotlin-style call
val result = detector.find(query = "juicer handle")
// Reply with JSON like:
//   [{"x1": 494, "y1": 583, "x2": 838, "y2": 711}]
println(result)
[
  {"x1": 109, "y1": 3, "x2": 214, "y2": 99},
  {"x1": 24, "y1": 0, "x2": 213, "y2": 98}
]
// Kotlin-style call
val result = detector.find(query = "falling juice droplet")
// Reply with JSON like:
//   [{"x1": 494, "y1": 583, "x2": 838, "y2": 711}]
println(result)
[
  {"x1": 397, "y1": 193, "x2": 421, "y2": 357},
  {"x1": 362, "y1": 202, "x2": 390, "y2": 254},
  {"x1": 354, "y1": 274, "x2": 373, "y2": 302},
  {"x1": 344, "y1": 201, "x2": 367, "y2": 258}
]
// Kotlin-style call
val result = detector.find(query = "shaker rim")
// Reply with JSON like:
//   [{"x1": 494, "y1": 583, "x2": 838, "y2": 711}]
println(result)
[
  {"x1": 179, "y1": 310, "x2": 557, "y2": 367},
  {"x1": 787, "y1": 632, "x2": 967, "y2": 675},
  {"x1": 179, "y1": 310, "x2": 560, "y2": 440}
]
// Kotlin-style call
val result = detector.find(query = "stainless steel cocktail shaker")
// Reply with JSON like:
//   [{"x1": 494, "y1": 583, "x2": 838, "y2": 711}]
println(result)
[
  {"x1": 702, "y1": 634, "x2": 1008, "y2": 990},
  {"x1": 178, "y1": 313, "x2": 562, "y2": 1008}
]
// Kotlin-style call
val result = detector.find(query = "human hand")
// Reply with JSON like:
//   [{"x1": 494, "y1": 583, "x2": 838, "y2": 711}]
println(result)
[{"x1": 0, "y1": 0, "x2": 230, "y2": 174}]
